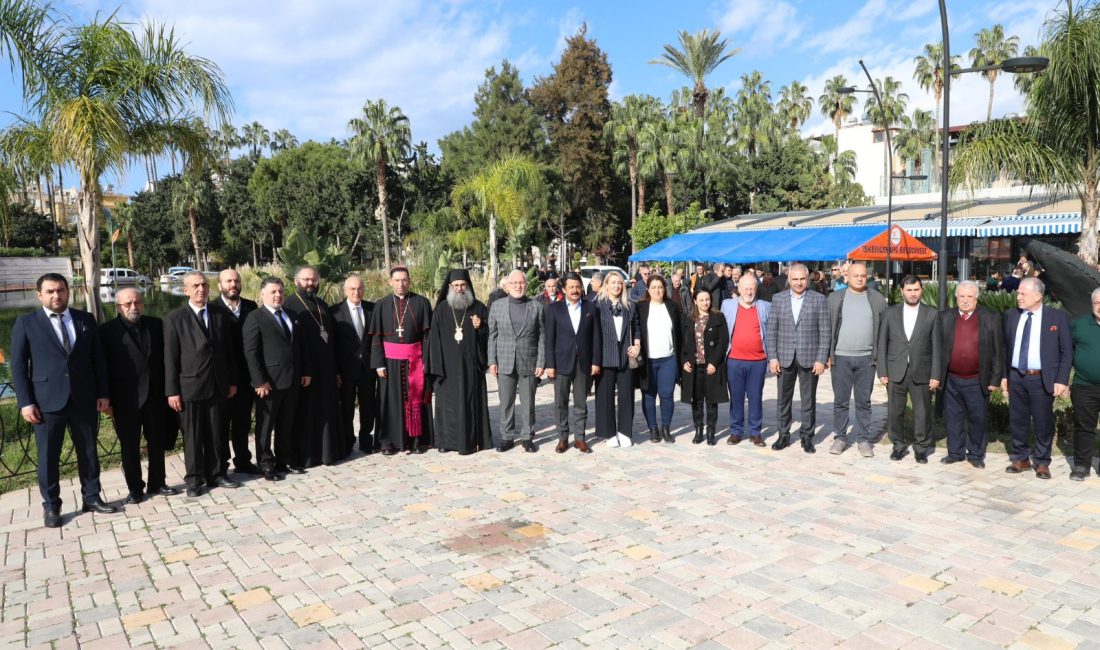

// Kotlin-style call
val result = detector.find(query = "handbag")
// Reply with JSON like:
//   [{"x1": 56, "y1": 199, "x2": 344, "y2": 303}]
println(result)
[{"x1": 628, "y1": 349, "x2": 644, "y2": 370}]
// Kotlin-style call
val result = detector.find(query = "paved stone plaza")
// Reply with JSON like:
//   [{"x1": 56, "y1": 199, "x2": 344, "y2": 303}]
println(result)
[{"x1": 2, "y1": 373, "x2": 1099, "y2": 649}]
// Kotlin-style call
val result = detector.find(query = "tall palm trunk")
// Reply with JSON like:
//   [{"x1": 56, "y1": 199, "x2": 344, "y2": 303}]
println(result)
[
  {"x1": 628, "y1": 142, "x2": 638, "y2": 254},
  {"x1": 488, "y1": 212, "x2": 498, "y2": 288},
  {"x1": 126, "y1": 236, "x2": 135, "y2": 269},
  {"x1": 76, "y1": 175, "x2": 104, "y2": 321},
  {"x1": 986, "y1": 75, "x2": 997, "y2": 121},
  {"x1": 376, "y1": 159, "x2": 392, "y2": 270},
  {"x1": 638, "y1": 177, "x2": 647, "y2": 217},
  {"x1": 663, "y1": 168, "x2": 676, "y2": 217},
  {"x1": 188, "y1": 202, "x2": 203, "y2": 272},
  {"x1": 45, "y1": 172, "x2": 55, "y2": 223}
]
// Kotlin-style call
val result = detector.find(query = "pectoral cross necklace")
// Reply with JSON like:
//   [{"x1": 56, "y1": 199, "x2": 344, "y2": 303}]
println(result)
[{"x1": 394, "y1": 295, "x2": 410, "y2": 340}]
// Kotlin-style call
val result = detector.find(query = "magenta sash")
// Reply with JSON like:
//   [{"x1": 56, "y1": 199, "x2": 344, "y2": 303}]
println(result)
[{"x1": 383, "y1": 341, "x2": 426, "y2": 438}]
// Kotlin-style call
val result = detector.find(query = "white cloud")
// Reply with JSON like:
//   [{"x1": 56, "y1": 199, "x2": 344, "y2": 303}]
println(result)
[
  {"x1": 715, "y1": 0, "x2": 803, "y2": 55},
  {"x1": 804, "y1": 0, "x2": 889, "y2": 54}
]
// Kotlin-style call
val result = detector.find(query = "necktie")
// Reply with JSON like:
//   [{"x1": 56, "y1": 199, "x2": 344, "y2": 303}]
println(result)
[
  {"x1": 353, "y1": 305, "x2": 364, "y2": 339},
  {"x1": 197, "y1": 308, "x2": 209, "y2": 334},
  {"x1": 52, "y1": 313, "x2": 71, "y2": 355},
  {"x1": 1019, "y1": 311, "x2": 1032, "y2": 372},
  {"x1": 275, "y1": 309, "x2": 292, "y2": 339}
]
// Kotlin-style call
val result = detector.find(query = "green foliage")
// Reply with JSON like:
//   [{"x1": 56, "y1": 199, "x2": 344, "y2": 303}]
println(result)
[
  {"x1": 274, "y1": 226, "x2": 355, "y2": 285},
  {"x1": 216, "y1": 156, "x2": 265, "y2": 266},
  {"x1": 889, "y1": 281, "x2": 1061, "y2": 312},
  {"x1": 0, "y1": 245, "x2": 45, "y2": 256},
  {"x1": 632, "y1": 202, "x2": 709, "y2": 251},
  {"x1": 127, "y1": 175, "x2": 191, "y2": 274},
  {"x1": 5, "y1": 201, "x2": 57, "y2": 251}
]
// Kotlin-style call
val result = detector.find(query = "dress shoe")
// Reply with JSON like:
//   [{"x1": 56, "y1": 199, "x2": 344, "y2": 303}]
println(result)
[
  {"x1": 574, "y1": 439, "x2": 592, "y2": 454},
  {"x1": 750, "y1": 435, "x2": 765, "y2": 447},
  {"x1": 521, "y1": 440, "x2": 538, "y2": 453},
  {"x1": 413, "y1": 444, "x2": 428, "y2": 454},
  {"x1": 1070, "y1": 465, "x2": 1090, "y2": 481},
  {"x1": 726, "y1": 435, "x2": 742, "y2": 445},
  {"x1": 914, "y1": 451, "x2": 928, "y2": 464},
  {"x1": 381, "y1": 447, "x2": 398, "y2": 456},
  {"x1": 801, "y1": 437, "x2": 816, "y2": 454},
  {"x1": 148, "y1": 486, "x2": 179, "y2": 497},
  {"x1": 555, "y1": 439, "x2": 569, "y2": 454},
  {"x1": 263, "y1": 469, "x2": 282, "y2": 481},
  {"x1": 706, "y1": 428, "x2": 717, "y2": 446},
  {"x1": 1034, "y1": 464, "x2": 1052, "y2": 479},
  {"x1": 968, "y1": 458, "x2": 986, "y2": 469},
  {"x1": 771, "y1": 433, "x2": 791, "y2": 450},
  {"x1": 185, "y1": 486, "x2": 203, "y2": 498},
  {"x1": 496, "y1": 440, "x2": 515, "y2": 453},
  {"x1": 692, "y1": 427, "x2": 705, "y2": 444},
  {"x1": 81, "y1": 498, "x2": 120, "y2": 514},
  {"x1": 941, "y1": 456, "x2": 965, "y2": 465},
  {"x1": 213, "y1": 477, "x2": 242, "y2": 489},
  {"x1": 1005, "y1": 459, "x2": 1033, "y2": 474},
  {"x1": 889, "y1": 448, "x2": 909, "y2": 461},
  {"x1": 43, "y1": 509, "x2": 61, "y2": 528},
  {"x1": 286, "y1": 466, "x2": 306, "y2": 474},
  {"x1": 661, "y1": 426, "x2": 674, "y2": 443},
  {"x1": 234, "y1": 462, "x2": 262, "y2": 475},
  {"x1": 125, "y1": 492, "x2": 144, "y2": 505},
  {"x1": 649, "y1": 428, "x2": 661, "y2": 443},
  {"x1": 437, "y1": 448, "x2": 452, "y2": 453}
]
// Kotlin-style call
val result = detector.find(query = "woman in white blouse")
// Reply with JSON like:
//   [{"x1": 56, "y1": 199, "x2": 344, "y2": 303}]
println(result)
[
  {"x1": 636, "y1": 275, "x2": 682, "y2": 443},
  {"x1": 595, "y1": 272, "x2": 641, "y2": 447}
]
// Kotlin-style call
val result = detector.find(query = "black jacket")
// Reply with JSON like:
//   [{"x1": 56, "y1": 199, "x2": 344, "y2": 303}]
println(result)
[
  {"x1": 164, "y1": 303, "x2": 237, "y2": 401},
  {"x1": 330, "y1": 299, "x2": 374, "y2": 382},
  {"x1": 544, "y1": 299, "x2": 602, "y2": 375},
  {"x1": 101, "y1": 315, "x2": 165, "y2": 411},
  {"x1": 242, "y1": 305, "x2": 306, "y2": 391},
  {"x1": 636, "y1": 300, "x2": 683, "y2": 392},
  {"x1": 208, "y1": 296, "x2": 258, "y2": 387},
  {"x1": 936, "y1": 306, "x2": 1004, "y2": 395},
  {"x1": 679, "y1": 311, "x2": 729, "y2": 404}
]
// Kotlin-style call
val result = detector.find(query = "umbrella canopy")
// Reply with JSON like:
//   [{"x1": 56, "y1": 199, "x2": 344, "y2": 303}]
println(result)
[
  {"x1": 1024, "y1": 238, "x2": 1100, "y2": 318},
  {"x1": 848, "y1": 225, "x2": 937, "y2": 261}
]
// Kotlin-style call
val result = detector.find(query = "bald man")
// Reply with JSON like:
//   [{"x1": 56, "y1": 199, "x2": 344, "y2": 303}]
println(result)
[
  {"x1": 208, "y1": 269, "x2": 260, "y2": 475},
  {"x1": 330, "y1": 274, "x2": 377, "y2": 453}
]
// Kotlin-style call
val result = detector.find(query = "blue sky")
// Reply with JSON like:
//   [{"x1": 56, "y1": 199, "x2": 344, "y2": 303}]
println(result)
[{"x1": 2, "y1": 0, "x2": 1052, "y2": 194}]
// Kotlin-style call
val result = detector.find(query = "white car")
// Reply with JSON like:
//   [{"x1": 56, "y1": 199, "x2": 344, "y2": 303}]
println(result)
[
  {"x1": 101, "y1": 267, "x2": 151, "y2": 286},
  {"x1": 579, "y1": 265, "x2": 628, "y2": 291},
  {"x1": 159, "y1": 266, "x2": 193, "y2": 284}
]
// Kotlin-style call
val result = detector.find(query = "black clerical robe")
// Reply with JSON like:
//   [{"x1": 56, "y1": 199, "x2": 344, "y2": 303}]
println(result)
[
  {"x1": 284, "y1": 292, "x2": 347, "y2": 465},
  {"x1": 428, "y1": 300, "x2": 492, "y2": 453},
  {"x1": 368, "y1": 293, "x2": 433, "y2": 450}
]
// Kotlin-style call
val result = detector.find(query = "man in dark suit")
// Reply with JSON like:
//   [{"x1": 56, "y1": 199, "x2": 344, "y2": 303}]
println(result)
[
  {"x1": 164, "y1": 271, "x2": 240, "y2": 497},
  {"x1": 765, "y1": 263, "x2": 831, "y2": 453},
  {"x1": 877, "y1": 276, "x2": 941, "y2": 464},
  {"x1": 1002, "y1": 277, "x2": 1073, "y2": 479},
  {"x1": 208, "y1": 268, "x2": 260, "y2": 476},
  {"x1": 331, "y1": 274, "x2": 376, "y2": 454},
  {"x1": 544, "y1": 273, "x2": 602, "y2": 454},
  {"x1": 487, "y1": 270, "x2": 545, "y2": 453},
  {"x1": 243, "y1": 277, "x2": 310, "y2": 481},
  {"x1": 101, "y1": 288, "x2": 179, "y2": 503},
  {"x1": 11, "y1": 273, "x2": 119, "y2": 528},
  {"x1": 935, "y1": 281, "x2": 1004, "y2": 469}
]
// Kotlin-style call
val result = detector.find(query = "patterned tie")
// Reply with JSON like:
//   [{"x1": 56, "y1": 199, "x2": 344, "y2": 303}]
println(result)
[
  {"x1": 275, "y1": 309, "x2": 292, "y2": 339},
  {"x1": 1019, "y1": 311, "x2": 1032, "y2": 372},
  {"x1": 51, "y1": 313, "x2": 71, "y2": 355}
]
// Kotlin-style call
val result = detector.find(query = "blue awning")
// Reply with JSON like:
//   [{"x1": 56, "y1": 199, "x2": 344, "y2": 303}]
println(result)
[
  {"x1": 890, "y1": 217, "x2": 990, "y2": 237},
  {"x1": 630, "y1": 224, "x2": 887, "y2": 263},
  {"x1": 975, "y1": 213, "x2": 1083, "y2": 237}
]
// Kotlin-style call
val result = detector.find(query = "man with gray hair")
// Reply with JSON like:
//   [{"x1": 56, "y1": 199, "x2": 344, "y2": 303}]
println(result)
[
  {"x1": 1070, "y1": 287, "x2": 1100, "y2": 480},
  {"x1": 935, "y1": 280, "x2": 1003, "y2": 469},
  {"x1": 586, "y1": 271, "x2": 604, "y2": 302},
  {"x1": 487, "y1": 270, "x2": 545, "y2": 452}
]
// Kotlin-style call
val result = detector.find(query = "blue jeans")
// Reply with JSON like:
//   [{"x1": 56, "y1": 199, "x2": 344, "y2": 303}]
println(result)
[
  {"x1": 642, "y1": 356, "x2": 677, "y2": 428},
  {"x1": 727, "y1": 359, "x2": 767, "y2": 438}
]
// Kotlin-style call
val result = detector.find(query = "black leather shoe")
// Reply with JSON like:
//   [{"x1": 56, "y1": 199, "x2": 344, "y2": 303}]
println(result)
[
  {"x1": 649, "y1": 428, "x2": 661, "y2": 443},
  {"x1": 521, "y1": 440, "x2": 538, "y2": 453},
  {"x1": 263, "y1": 469, "x2": 282, "y2": 481},
  {"x1": 496, "y1": 440, "x2": 515, "y2": 453},
  {"x1": 125, "y1": 492, "x2": 144, "y2": 505},
  {"x1": 661, "y1": 426, "x2": 674, "y2": 443},
  {"x1": 692, "y1": 428, "x2": 704, "y2": 444},
  {"x1": 914, "y1": 451, "x2": 928, "y2": 464},
  {"x1": 889, "y1": 448, "x2": 908, "y2": 461},
  {"x1": 234, "y1": 462, "x2": 262, "y2": 475},
  {"x1": 771, "y1": 433, "x2": 791, "y2": 451},
  {"x1": 43, "y1": 509, "x2": 61, "y2": 528},
  {"x1": 81, "y1": 498, "x2": 120, "y2": 514},
  {"x1": 801, "y1": 437, "x2": 816, "y2": 454},
  {"x1": 148, "y1": 486, "x2": 179, "y2": 497},
  {"x1": 286, "y1": 466, "x2": 306, "y2": 475},
  {"x1": 968, "y1": 458, "x2": 986, "y2": 469},
  {"x1": 1070, "y1": 466, "x2": 1090, "y2": 481},
  {"x1": 185, "y1": 486, "x2": 204, "y2": 498},
  {"x1": 941, "y1": 456, "x2": 964, "y2": 464},
  {"x1": 214, "y1": 477, "x2": 241, "y2": 489}
]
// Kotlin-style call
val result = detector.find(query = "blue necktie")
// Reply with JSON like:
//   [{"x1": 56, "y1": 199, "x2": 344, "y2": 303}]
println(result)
[{"x1": 1018, "y1": 311, "x2": 1032, "y2": 372}]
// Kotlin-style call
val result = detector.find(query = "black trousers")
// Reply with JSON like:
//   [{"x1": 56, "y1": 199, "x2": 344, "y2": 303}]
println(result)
[
  {"x1": 180, "y1": 395, "x2": 227, "y2": 487},
  {"x1": 1008, "y1": 371, "x2": 1055, "y2": 465},
  {"x1": 887, "y1": 378, "x2": 933, "y2": 454},
  {"x1": 339, "y1": 373, "x2": 377, "y2": 453},
  {"x1": 220, "y1": 389, "x2": 254, "y2": 470},
  {"x1": 254, "y1": 385, "x2": 299, "y2": 471},
  {"x1": 691, "y1": 401, "x2": 718, "y2": 429},
  {"x1": 113, "y1": 401, "x2": 167, "y2": 495},
  {"x1": 943, "y1": 375, "x2": 989, "y2": 461},
  {"x1": 595, "y1": 366, "x2": 634, "y2": 437},
  {"x1": 554, "y1": 370, "x2": 592, "y2": 441},
  {"x1": 35, "y1": 401, "x2": 101, "y2": 510},
  {"x1": 777, "y1": 356, "x2": 818, "y2": 438},
  {"x1": 1071, "y1": 383, "x2": 1100, "y2": 469}
]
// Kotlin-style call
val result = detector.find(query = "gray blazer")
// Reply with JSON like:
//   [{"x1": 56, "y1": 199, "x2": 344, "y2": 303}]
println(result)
[
  {"x1": 766, "y1": 289, "x2": 831, "y2": 368},
  {"x1": 876, "y1": 303, "x2": 942, "y2": 383},
  {"x1": 827, "y1": 287, "x2": 887, "y2": 363},
  {"x1": 487, "y1": 298, "x2": 545, "y2": 375}
]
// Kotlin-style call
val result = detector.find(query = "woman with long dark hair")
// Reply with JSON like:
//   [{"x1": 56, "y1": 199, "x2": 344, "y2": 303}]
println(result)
[
  {"x1": 637, "y1": 274, "x2": 681, "y2": 443},
  {"x1": 681, "y1": 290, "x2": 729, "y2": 445}
]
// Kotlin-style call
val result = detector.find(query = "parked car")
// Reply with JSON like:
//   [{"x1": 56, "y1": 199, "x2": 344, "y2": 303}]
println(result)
[
  {"x1": 158, "y1": 266, "x2": 193, "y2": 284},
  {"x1": 100, "y1": 267, "x2": 151, "y2": 286},
  {"x1": 579, "y1": 265, "x2": 628, "y2": 291}
]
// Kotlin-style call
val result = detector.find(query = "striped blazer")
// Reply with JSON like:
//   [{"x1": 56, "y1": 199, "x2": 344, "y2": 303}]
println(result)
[{"x1": 596, "y1": 298, "x2": 640, "y2": 370}]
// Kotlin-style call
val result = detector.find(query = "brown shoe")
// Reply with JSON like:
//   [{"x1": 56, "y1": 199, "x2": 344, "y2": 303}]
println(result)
[
  {"x1": 555, "y1": 439, "x2": 569, "y2": 454},
  {"x1": 1005, "y1": 459, "x2": 1033, "y2": 474},
  {"x1": 1035, "y1": 464, "x2": 1052, "y2": 479},
  {"x1": 750, "y1": 435, "x2": 765, "y2": 447},
  {"x1": 573, "y1": 439, "x2": 592, "y2": 454}
]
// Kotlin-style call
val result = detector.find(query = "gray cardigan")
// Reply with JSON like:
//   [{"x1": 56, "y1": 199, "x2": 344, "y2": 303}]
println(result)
[{"x1": 826, "y1": 287, "x2": 887, "y2": 363}]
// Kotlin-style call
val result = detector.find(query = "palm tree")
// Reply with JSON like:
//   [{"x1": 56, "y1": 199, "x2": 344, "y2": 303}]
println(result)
[
  {"x1": 172, "y1": 168, "x2": 212, "y2": 271},
  {"x1": 913, "y1": 41, "x2": 961, "y2": 177},
  {"x1": 348, "y1": 98, "x2": 411, "y2": 270},
  {"x1": 969, "y1": 24, "x2": 1020, "y2": 120},
  {"x1": 270, "y1": 128, "x2": 298, "y2": 153},
  {"x1": 951, "y1": 1, "x2": 1098, "y2": 263},
  {"x1": 31, "y1": 19, "x2": 231, "y2": 319},
  {"x1": 649, "y1": 29, "x2": 739, "y2": 119},
  {"x1": 605, "y1": 94, "x2": 661, "y2": 251},
  {"x1": 215, "y1": 122, "x2": 239, "y2": 164},
  {"x1": 834, "y1": 150, "x2": 858, "y2": 186},
  {"x1": 1014, "y1": 45, "x2": 1043, "y2": 97},
  {"x1": 639, "y1": 111, "x2": 690, "y2": 216},
  {"x1": 451, "y1": 154, "x2": 542, "y2": 286},
  {"x1": 0, "y1": 0, "x2": 54, "y2": 94},
  {"x1": 241, "y1": 121, "x2": 270, "y2": 158},
  {"x1": 777, "y1": 81, "x2": 813, "y2": 131},
  {"x1": 733, "y1": 70, "x2": 777, "y2": 157},
  {"x1": 895, "y1": 109, "x2": 935, "y2": 175},
  {"x1": 111, "y1": 201, "x2": 138, "y2": 268},
  {"x1": 865, "y1": 76, "x2": 909, "y2": 196},
  {"x1": 819, "y1": 75, "x2": 858, "y2": 158}
]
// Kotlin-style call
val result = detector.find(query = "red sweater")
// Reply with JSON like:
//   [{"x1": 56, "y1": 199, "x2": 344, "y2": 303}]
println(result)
[
  {"x1": 729, "y1": 304, "x2": 766, "y2": 361},
  {"x1": 948, "y1": 311, "x2": 980, "y2": 379}
]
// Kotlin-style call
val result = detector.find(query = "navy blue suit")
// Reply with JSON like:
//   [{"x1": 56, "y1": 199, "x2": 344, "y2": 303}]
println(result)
[
  {"x1": 1003, "y1": 306, "x2": 1073, "y2": 466},
  {"x1": 544, "y1": 299, "x2": 602, "y2": 441},
  {"x1": 11, "y1": 307, "x2": 109, "y2": 510}
]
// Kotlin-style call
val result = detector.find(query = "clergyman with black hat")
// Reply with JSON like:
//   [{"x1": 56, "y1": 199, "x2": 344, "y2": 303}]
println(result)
[{"x1": 428, "y1": 269, "x2": 493, "y2": 454}]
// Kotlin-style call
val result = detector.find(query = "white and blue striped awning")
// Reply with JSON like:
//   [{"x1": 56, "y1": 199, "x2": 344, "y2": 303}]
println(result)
[
  {"x1": 975, "y1": 212, "x2": 1083, "y2": 237},
  {"x1": 890, "y1": 217, "x2": 990, "y2": 238}
]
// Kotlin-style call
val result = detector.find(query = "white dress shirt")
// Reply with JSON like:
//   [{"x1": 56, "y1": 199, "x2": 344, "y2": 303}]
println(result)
[
  {"x1": 264, "y1": 304, "x2": 294, "y2": 335},
  {"x1": 189, "y1": 302, "x2": 209, "y2": 328},
  {"x1": 347, "y1": 300, "x2": 366, "y2": 338},
  {"x1": 902, "y1": 304, "x2": 920, "y2": 341},
  {"x1": 566, "y1": 299, "x2": 582, "y2": 333},
  {"x1": 1012, "y1": 305, "x2": 1043, "y2": 371},
  {"x1": 43, "y1": 307, "x2": 76, "y2": 348},
  {"x1": 790, "y1": 291, "x2": 805, "y2": 323},
  {"x1": 221, "y1": 295, "x2": 241, "y2": 319}
]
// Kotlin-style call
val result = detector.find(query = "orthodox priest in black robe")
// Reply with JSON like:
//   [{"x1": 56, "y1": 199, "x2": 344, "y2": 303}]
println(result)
[
  {"x1": 428, "y1": 269, "x2": 492, "y2": 454},
  {"x1": 285, "y1": 267, "x2": 347, "y2": 466},
  {"x1": 368, "y1": 266, "x2": 433, "y2": 454}
]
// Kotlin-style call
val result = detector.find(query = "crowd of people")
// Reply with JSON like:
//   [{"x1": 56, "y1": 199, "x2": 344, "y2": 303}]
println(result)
[{"x1": 9, "y1": 260, "x2": 1100, "y2": 529}]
